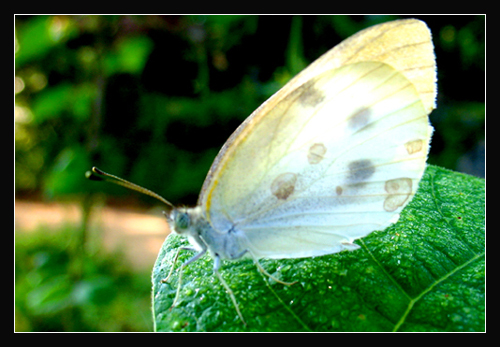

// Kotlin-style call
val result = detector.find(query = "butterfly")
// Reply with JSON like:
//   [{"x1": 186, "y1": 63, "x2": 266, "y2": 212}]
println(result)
[{"x1": 88, "y1": 18, "x2": 436, "y2": 325}]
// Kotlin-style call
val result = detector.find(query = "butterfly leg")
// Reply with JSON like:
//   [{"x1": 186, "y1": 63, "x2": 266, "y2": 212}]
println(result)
[
  {"x1": 213, "y1": 254, "x2": 247, "y2": 325},
  {"x1": 161, "y1": 246, "x2": 197, "y2": 283},
  {"x1": 163, "y1": 246, "x2": 207, "y2": 309},
  {"x1": 252, "y1": 256, "x2": 297, "y2": 286}
]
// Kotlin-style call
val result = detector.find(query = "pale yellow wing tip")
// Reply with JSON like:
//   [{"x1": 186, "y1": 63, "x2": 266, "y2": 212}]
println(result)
[{"x1": 310, "y1": 18, "x2": 437, "y2": 113}]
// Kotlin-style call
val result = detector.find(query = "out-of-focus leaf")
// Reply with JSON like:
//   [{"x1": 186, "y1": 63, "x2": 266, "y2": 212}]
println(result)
[
  {"x1": 104, "y1": 36, "x2": 154, "y2": 76},
  {"x1": 44, "y1": 146, "x2": 92, "y2": 197},
  {"x1": 31, "y1": 83, "x2": 95, "y2": 122},
  {"x1": 15, "y1": 16, "x2": 76, "y2": 67}
]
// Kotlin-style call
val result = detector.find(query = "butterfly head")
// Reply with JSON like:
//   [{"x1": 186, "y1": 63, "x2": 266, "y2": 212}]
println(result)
[
  {"x1": 168, "y1": 208, "x2": 191, "y2": 235},
  {"x1": 165, "y1": 206, "x2": 209, "y2": 241}
]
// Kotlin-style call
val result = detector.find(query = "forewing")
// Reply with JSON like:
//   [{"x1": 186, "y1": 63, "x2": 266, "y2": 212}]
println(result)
[{"x1": 198, "y1": 19, "x2": 436, "y2": 259}]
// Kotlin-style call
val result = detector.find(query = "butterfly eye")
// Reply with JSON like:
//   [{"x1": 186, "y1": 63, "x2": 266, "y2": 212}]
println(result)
[{"x1": 173, "y1": 210, "x2": 190, "y2": 230}]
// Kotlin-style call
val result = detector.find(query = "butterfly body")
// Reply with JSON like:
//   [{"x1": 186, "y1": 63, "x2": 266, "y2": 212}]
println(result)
[{"x1": 169, "y1": 206, "x2": 249, "y2": 261}]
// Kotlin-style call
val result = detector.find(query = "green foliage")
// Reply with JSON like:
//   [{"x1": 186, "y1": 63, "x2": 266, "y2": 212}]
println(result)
[
  {"x1": 15, "y1": 226, "x2": 152, "y2": 332},
  {"x1": 44, "y1": 145, "x2": 93, "y2": 197},
  {"x1": 152, "y1": 165, "x2": 485, "y2": 332},
  {"x1": 15, "y1": 16, "x2": 78, "y2": 67}
]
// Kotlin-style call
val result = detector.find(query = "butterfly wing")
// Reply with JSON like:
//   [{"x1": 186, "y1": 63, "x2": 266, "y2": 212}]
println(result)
[{"x1": 198, "y1": 19, "x2": 436, "y2": 259}]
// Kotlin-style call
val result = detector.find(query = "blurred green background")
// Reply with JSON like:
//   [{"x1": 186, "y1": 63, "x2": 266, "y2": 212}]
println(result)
[{"x1": 15, "y1": 15, "x2": 485, "y2": 331}]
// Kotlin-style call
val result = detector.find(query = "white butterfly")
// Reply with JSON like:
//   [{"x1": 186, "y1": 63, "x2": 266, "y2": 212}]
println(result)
[{"x1": 89, "y1": 18, "x2": 436, "y2": 325}]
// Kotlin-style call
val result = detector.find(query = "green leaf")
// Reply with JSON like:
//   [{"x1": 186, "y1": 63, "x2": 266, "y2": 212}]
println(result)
[
  {"x1": 15, "y1": 16, "x2": 77, "y2": 67},
  {"x1": 44, "y1": 146, "x2": 93, "y2": 197},
  {"x1": 31, "y1": 83, "x2": 95, "y2": 122},
  {"x1": 151, "y1": 165, "x2": 485, "y2": 332},
  {"x1": 103, "y1": 36, "x2": 153, "y2": 76}
]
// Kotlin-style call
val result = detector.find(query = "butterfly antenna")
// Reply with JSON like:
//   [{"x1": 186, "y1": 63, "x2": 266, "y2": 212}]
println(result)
[{"x1": 86, "y1": 167, "x2": 175, "y2": 211}]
